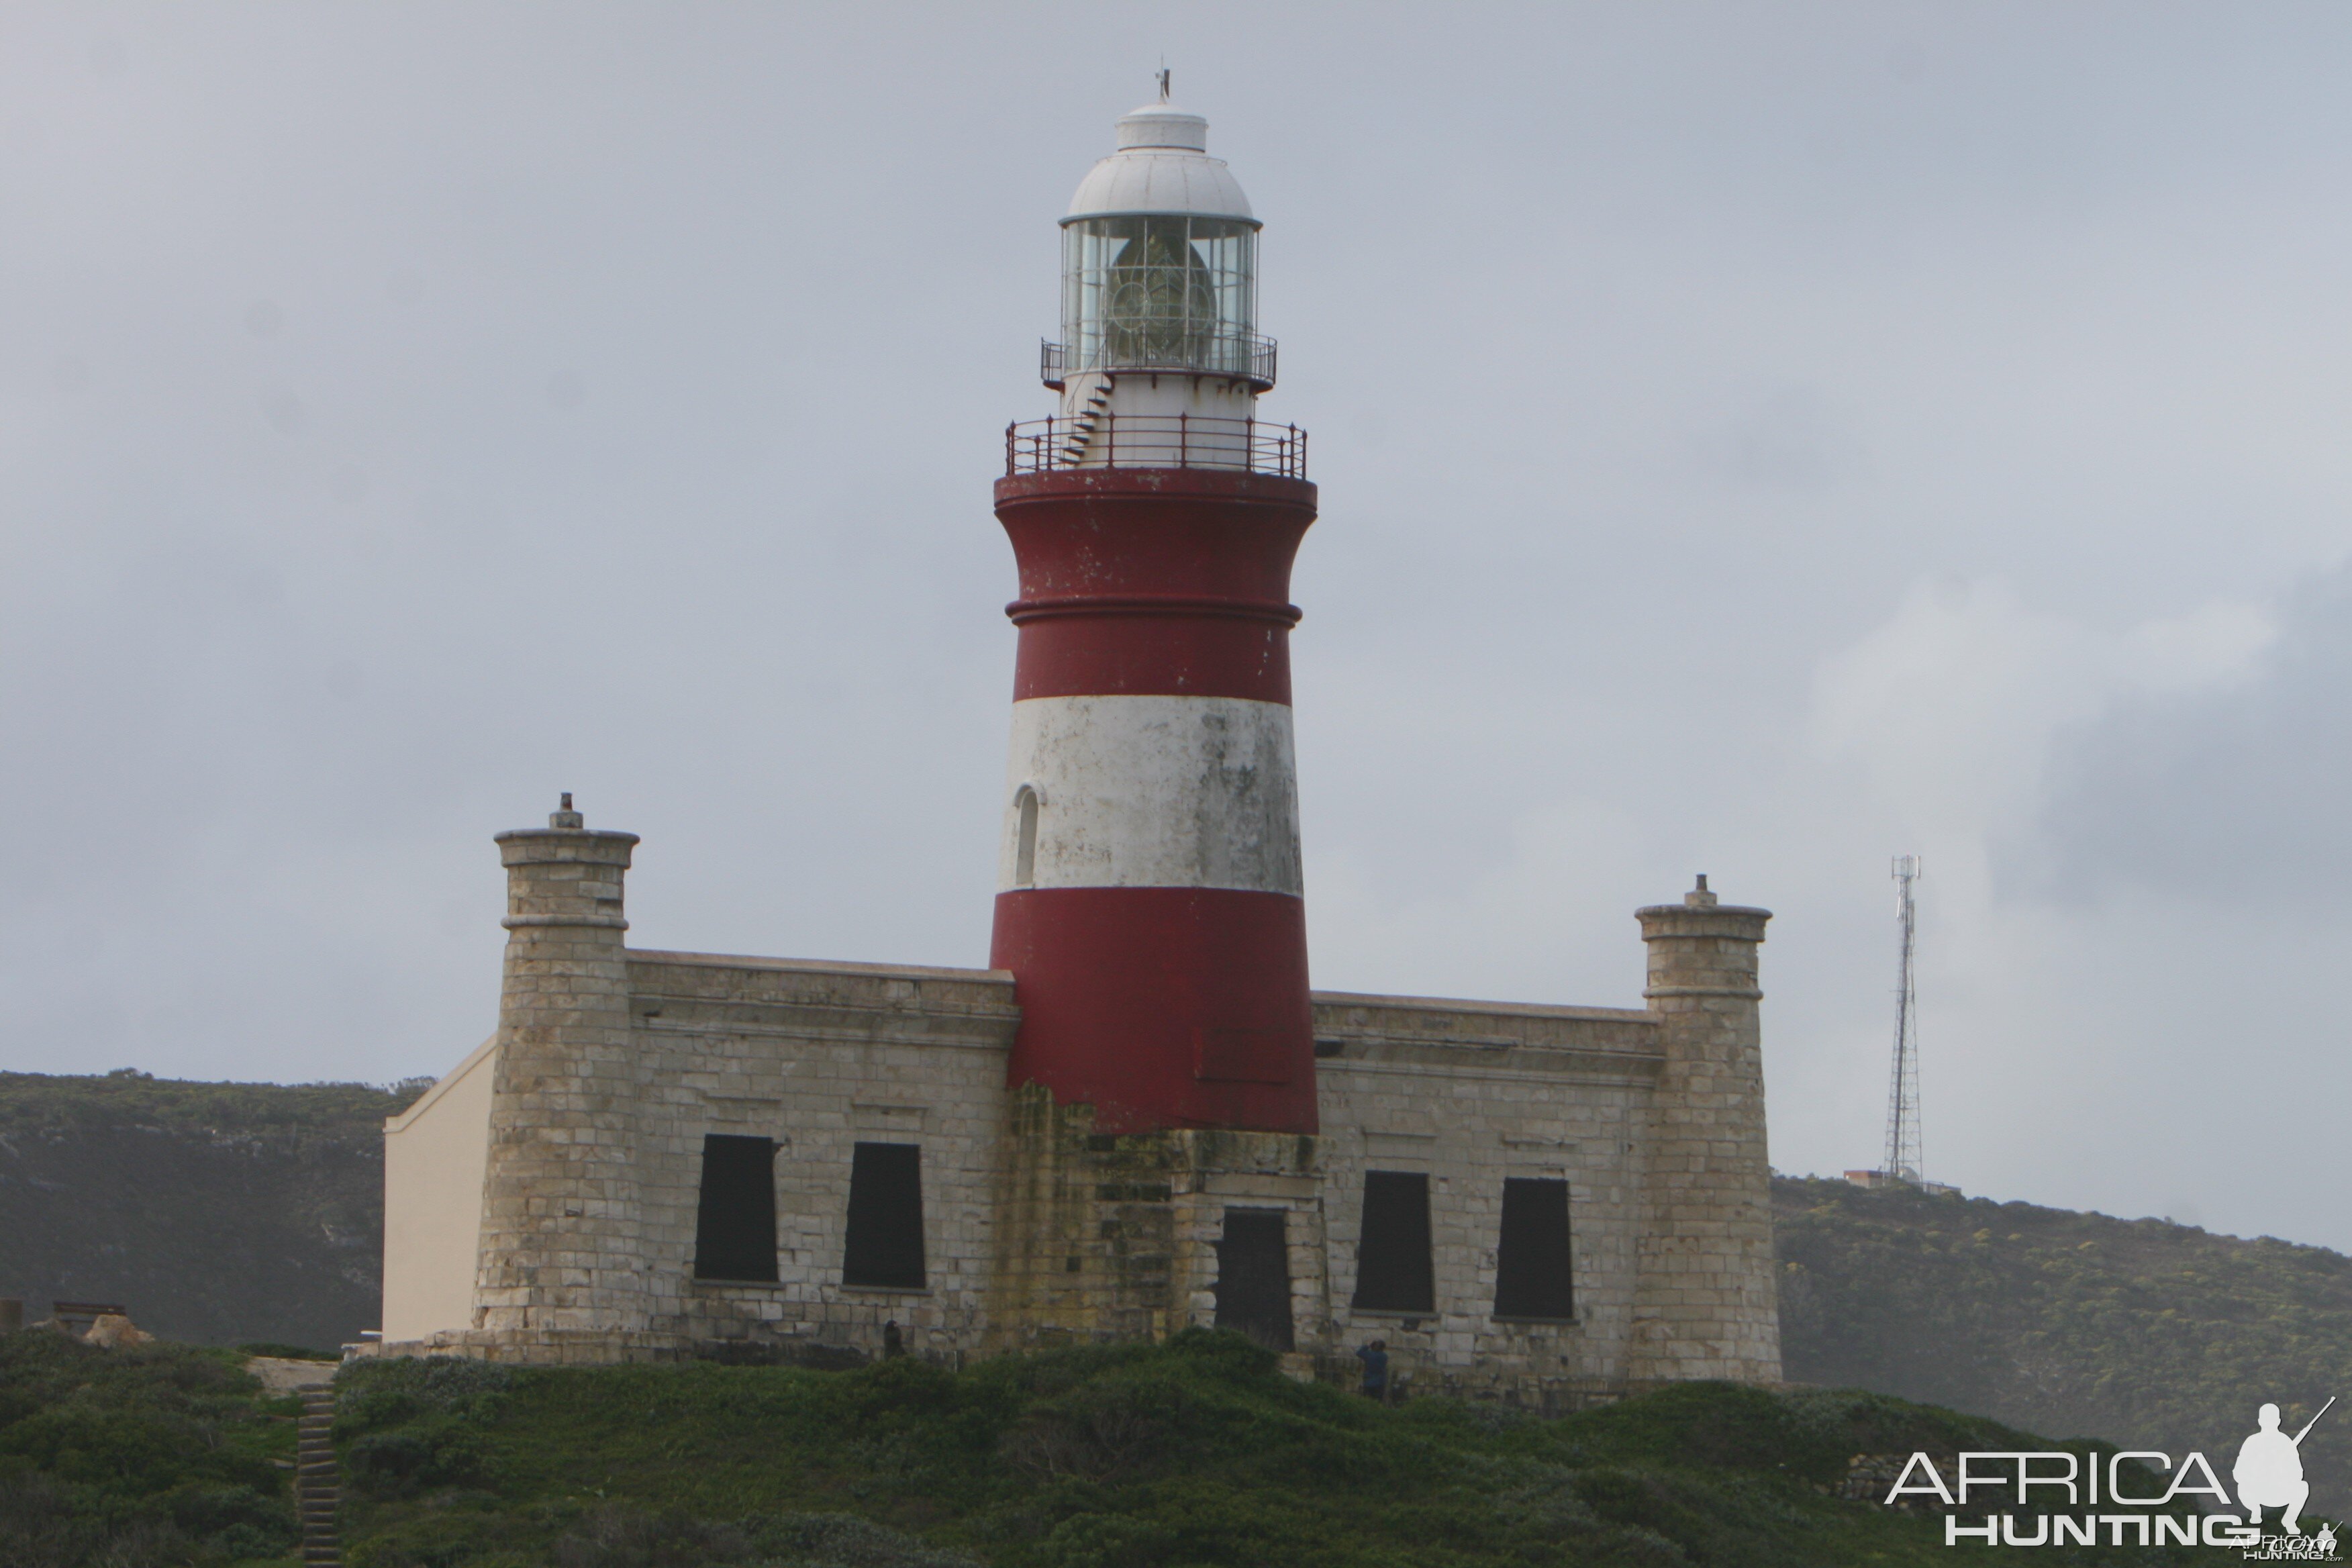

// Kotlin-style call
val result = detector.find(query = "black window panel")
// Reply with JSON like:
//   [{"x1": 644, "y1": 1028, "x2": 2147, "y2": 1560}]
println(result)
[
  {"x1": 692, "y1": 1134, "x2": 778, "y2": 1283},
  {"x1": 1351, "y1": 1171, "x2": 1435, "y2": 1313},
  {"x1": 842, "y1": 1142, "x2": 927, "y2": 1289},
  {"x1": 1212, "y1": 1207, "x2": 1295, "y2": 1351},
  {"x1": 1493, "y1": 1177, "x2": 1574, "y2": 1320}
]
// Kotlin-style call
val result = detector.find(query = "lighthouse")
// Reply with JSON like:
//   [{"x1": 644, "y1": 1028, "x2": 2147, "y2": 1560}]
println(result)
[
  {"x1": 379, "y1": 82, "x2": 1784, "y2": 1389},
  {"x1": 988, "y1": 87, "x2": 1318, "y2": 1136}
]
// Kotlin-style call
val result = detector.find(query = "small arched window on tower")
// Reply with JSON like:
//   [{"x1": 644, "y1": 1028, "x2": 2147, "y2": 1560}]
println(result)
[{"x1": 1012, "y1": 785, "x2": 1040, "y2": 887}]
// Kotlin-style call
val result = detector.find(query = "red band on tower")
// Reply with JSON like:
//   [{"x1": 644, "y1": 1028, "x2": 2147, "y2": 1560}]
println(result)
[{"x1": 999, "y1": 469, "x2": 1314, "y2": 703}]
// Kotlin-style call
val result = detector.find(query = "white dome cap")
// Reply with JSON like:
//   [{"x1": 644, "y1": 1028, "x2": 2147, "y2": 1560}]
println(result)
[
  {"x1": 1115, "y1": 105, "x2": 1207, "y2": 150},
  {"x1": 1063, "y1": 100, "x2": 1255, "y2": 226}
]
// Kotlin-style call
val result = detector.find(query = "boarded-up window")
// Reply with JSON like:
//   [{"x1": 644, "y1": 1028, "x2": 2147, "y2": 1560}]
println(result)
[
  {"x1": 1351, "y1": 1171, "x2": 1434, "y2": 1314},
  {"x1": 692, "y1": 1134, "x2": 778, "y2": 1282},
  {"x1": 842, "y1": 1142, "x2": 926, "y2": 1289},
  {"x1": 1212, "y1": 1207, "x2": 1294, "y2": 1351},
  {"x1": 1492, "y1": 1177, "x2": 1574, "y2": 1320}
]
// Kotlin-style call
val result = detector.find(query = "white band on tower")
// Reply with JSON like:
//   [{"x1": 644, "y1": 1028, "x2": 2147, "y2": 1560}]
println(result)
[{"x1": 998, "y1": 694, "x2": 1302, "y2": 895}]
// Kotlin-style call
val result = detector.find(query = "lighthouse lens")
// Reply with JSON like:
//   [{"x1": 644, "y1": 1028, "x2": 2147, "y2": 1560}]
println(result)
[{"x1": 1062, "y1": 215, "x2": 1257, "y2": 378}]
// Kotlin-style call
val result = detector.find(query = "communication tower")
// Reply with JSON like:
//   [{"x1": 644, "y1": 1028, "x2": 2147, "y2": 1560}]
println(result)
[{"x1": 1881, "y1": 854, "x2": 1924, "y2": 1183}]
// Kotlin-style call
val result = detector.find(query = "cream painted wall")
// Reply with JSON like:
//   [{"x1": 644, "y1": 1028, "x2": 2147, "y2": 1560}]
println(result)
[{"x1": 381, "y1": 1034, "x2": 497, "y2": 1342}]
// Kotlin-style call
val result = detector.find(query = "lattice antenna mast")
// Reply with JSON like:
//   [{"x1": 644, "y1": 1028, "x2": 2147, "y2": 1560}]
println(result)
[{"x1": 1881, "y1": 855, "x2": 1924, "y2": 1183}]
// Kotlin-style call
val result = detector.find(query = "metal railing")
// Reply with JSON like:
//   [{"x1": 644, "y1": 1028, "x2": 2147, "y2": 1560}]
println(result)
[
  {"x1": 1040, "y1": 331, "x2": 1277, "y2": 391},
  {"x1": 1006, "y1": 414, "x2": 1308, "y2": 479}
]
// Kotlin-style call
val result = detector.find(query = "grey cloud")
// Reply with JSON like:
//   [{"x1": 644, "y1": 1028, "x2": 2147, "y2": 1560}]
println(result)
[{"x1": 2030, "y1": 569, "x2": 2352, "y2": 904}]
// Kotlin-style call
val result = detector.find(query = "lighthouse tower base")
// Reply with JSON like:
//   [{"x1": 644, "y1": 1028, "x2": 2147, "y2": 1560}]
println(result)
[{"x1": 983, "y1": 1085, "x2": 1328, "y2": 1366}]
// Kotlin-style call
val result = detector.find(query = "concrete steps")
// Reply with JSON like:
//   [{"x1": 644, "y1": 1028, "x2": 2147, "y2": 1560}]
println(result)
[{"x1": 295, "y1": 1387, "x2": 342, "y2": 1567}]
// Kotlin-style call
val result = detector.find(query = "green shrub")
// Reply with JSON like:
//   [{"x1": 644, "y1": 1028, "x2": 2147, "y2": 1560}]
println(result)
[
  {"x1": 536, "y1": 1508, "x2": 986, "y2": 1568},
  {"x1": 336, "y1": 1361, "x2": 514, "y2": 1500},
  {"x1": 238, "y1": 1340, "x2": 343, "y2": 1362},
  {"x1": 754, "y1": 1512, "x2": 985, "y2": 1567},
  {"x1": 548, "y1": 1509, "x2": 761, "y2": 1567},
  {"x1": 338, "y1": 1355, "x2": 515, "y2": 1431},
  {"x1": 0, "y1": 1334, "x2": 299, "y2": 1567}
]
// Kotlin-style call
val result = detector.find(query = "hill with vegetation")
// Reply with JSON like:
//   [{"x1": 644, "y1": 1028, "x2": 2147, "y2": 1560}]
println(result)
[
  {"x1": 4, "y1": 1324, "x2": 2253, "y2": 1568},
  {"x1": 0, "y1": 1071, "x2": 424, "y2": 1350},
  {"x1": 1775, "y1": 1173, "x2": 2352, "y2": 1514}
]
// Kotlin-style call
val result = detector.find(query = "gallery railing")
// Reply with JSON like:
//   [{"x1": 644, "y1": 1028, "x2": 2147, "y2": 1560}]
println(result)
[
  {"x1": 1040, "y1": 330, "x2": 1278, "y2": 391},
  {"x1": 1005, "y1": 414, "x2": 1307, "y2": 479}
]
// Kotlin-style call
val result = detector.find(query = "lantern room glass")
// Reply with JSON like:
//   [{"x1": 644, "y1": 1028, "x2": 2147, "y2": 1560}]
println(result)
[{"x1": 1061, "y1": 215, "x2": 1259, "y2": 378}]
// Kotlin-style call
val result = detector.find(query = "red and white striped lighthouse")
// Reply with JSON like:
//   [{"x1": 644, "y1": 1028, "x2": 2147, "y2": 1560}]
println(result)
[{"x1": 989, "y1": 89, "x2": 1318, "y2": 1136}]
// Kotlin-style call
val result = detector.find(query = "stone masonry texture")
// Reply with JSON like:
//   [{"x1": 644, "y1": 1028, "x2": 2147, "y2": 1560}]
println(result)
[
  {"x1": 375, "y1": 815, "x2": 1782, "y2": 1403},
  {"x1": 473, "y1": 812, "x2": 648, "y2": 1342},
  {"x1": 1628, "y1": 881, "x2": 1783, "y2": 1387}
]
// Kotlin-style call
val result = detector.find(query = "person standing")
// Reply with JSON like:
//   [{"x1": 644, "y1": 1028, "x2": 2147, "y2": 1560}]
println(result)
[{"x1": 1355, "y1": 1339, "x2": 1389, "y2": 1403}]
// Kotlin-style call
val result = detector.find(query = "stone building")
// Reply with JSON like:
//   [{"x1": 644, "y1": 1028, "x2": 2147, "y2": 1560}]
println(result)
[{"x1": 375, "y1": 93, "x2": 1781, "y2": 1404}]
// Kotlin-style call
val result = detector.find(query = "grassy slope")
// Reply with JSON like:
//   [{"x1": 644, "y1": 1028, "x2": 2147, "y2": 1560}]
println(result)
[
  {"x1": 329, "y1": 1334, "x2": 2233, "y2": 1568},
  {"x1": 1774, "y1": 1174, "x2": 2352, "y2": 1512},
  {"x1": 0, "y1": 1071, "x2": 423, "y2": 1350}
]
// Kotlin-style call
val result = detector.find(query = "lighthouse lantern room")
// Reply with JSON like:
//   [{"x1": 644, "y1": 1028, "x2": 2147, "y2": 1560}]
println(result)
[{"x1": 1031, "y1": 88, "x2": 1287, "y2": 473}]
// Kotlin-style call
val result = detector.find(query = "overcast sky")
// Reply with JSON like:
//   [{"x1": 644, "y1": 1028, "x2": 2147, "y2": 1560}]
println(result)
[{"x1": 5, "y1": 4, "x2": 2350, "y2": 1251}]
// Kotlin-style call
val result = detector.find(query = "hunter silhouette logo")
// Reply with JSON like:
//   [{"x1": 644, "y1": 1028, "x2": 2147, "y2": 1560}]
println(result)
[
  {"x1": 2235, "y1": 1397, "x2": 2341, "y2": 1561},
  {"x1": 2238, "y1": 1398, "x2": 2331, "y2": 1535}
]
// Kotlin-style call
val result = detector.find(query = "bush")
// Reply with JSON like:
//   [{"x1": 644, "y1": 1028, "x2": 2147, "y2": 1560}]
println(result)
[
  {"x1": 0, "y1": 1465, "x2": 295, "y2": 1568},
  {"x1": 550, "y1": 1510, "x2": 760, "y2": 1567},
  {"x1": 995, "y1": 1380, "x2": 1173, "y2": 1483},
  {"x1": 544, "y1": 1509, "x2": 981, "y2": 1568},
  {"x1": 0, "y1": 1330, "x2": 297, "y2": 1565},
  {"x1": 337, "y1": 1353, "x2": 518, "y2": 1500},
  {"x1": 238, "y1": 1341, "x2": 342, "y2": 1362},
  {"x1": 338, "y1": 1355, "x2": 515, "y2": 1432},
  {"x1": 754, "y1": 1512, "x2": 985, "y2": 1568}
]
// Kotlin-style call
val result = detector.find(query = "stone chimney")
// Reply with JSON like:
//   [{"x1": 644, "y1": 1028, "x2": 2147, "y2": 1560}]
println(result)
[
  {"x1": 1628, "y1": 875, "x2": 1781, "y2": 1385},
  {"x1": 473, "y1": 795, "x2": 650, "y2": 1339}
]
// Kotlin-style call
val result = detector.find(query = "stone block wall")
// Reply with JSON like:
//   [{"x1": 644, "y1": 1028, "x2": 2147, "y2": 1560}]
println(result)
[
  {"x1": 385, "y1": 948, "x2": 1018, "y2": 1365},
  {"x1": 620, "y1": 950, "x2": 1018, "y2": 1360},
  {"x1": 376, "y1": 812, "x2": 1779, "y2": 1396},
  {"x1": 1313, "y1": 991, "x2": 1663, "y2": 1405}
]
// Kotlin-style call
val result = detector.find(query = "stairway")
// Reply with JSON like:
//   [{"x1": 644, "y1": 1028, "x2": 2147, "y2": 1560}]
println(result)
[
  {"x1": 1059, "y1": 376, "x2": 1114, "y2": 466},
  {"x1": 296, "y1": 1386, "x2": 343, "y2": 1567}
]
